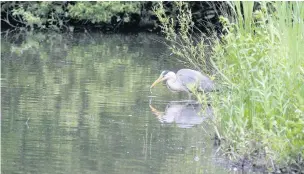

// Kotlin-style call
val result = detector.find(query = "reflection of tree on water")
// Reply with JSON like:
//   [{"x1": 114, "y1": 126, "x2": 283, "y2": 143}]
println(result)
[{"x1": 149, "y1": 100, "x2": 213, "y2": 128}]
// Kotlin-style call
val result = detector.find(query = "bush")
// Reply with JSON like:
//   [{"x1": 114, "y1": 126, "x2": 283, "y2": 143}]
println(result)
[
  {"x1": 68, "y1": 2, "x2": 141, "y2": 24},
  {"x1": 1, "y1": 2, "x2": 68, "y2": 31},
  {"x1": 1, "y1": 2, "x2": 142, "y2": 31}
]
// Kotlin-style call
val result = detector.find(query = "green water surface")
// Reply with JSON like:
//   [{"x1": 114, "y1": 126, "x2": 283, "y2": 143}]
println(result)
[{"x1": 1, "y1": 33, "x2": 232, "y2": 174}]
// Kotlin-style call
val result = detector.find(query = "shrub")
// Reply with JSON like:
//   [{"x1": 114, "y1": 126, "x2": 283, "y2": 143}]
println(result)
[{"x1": 1, "y1": 2, "x2": 142, "y2": 31}]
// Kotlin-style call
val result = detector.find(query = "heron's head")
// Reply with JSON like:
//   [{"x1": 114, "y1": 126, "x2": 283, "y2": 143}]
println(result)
[{"x1": 150, "y1": 70, "x2": 175, "y2": 89}]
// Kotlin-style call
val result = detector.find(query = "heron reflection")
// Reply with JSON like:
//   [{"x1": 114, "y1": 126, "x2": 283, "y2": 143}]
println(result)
[{"x1": 149, "y1": 100, "x2": 213, "y2": 128}]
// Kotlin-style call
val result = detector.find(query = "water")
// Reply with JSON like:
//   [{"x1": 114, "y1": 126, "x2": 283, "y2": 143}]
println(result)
[{"x1": 1, "y1": 33, "x2": 231, "y2": 174}]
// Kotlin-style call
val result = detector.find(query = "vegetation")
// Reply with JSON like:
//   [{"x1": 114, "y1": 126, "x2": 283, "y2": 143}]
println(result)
[
  {"x1": 1, "y1": 2, "x2": 224, "y2": 33},
  {"x1": 2, "y1": 1, "x2": 303, "y2": 173},
  {"x1": 213, "y1": 2, "x2": 304, "y2": 172},
  {"x1": 154, "y1": 2, "x2": 211, "y2": 73},
  {"x1": 1, "y1": 2, "x2": 144, "y2": 32},
  {"x1": 155, "y1": 1, "x2": 304, "y2": 172}
]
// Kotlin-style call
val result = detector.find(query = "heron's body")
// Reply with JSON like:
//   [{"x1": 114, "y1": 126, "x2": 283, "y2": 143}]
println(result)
[{"x1": 150, "y1": 69, "x2": 215, "y2": 95}]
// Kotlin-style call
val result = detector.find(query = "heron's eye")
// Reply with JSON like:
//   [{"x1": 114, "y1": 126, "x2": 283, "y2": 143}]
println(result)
[{"x1": 161, "y1": 70, "x2": 169, "y2": 77}]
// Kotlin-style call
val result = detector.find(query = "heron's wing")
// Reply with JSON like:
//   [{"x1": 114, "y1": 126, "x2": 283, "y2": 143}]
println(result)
[
  {"x1": 176, "y1": 69, "x2": 199, "y2": 91},
  {"x1": 177, "y1": 69, "x2": 215, "y2": 92},
  {"x1": 199, "y1": 78, "x2": 215, "y2": 91},
  {"x1": 176, "y1": 69, "x2": 202, "y2": 90}
]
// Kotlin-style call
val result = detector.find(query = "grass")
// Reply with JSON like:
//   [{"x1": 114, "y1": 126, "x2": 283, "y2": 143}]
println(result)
[{"x1": 154, "y1": 1, "x2": 304, "y2": 172}]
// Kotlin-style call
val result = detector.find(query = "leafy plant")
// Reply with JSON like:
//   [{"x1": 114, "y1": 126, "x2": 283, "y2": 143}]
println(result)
[
  {"x1": 1, "y1": 2, "x2": 68, "y2": 31},
  {"x1": 153, "y1": 2, "x2": 217, "y2": 75},
  {"x1": 68, "y1": 2, "x2": 141, "y2": 24},
  {"x1": 1, "y1": 2, "x2": 142, "y2": 31}
]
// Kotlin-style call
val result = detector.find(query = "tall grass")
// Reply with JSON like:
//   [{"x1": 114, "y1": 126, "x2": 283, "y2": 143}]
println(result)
[
  {"x1": 212, "y1": 2, "x2": 304, "y2": 169},
  {"x1": 155, "y1": 1, "x2": 304, "y2": 171}
]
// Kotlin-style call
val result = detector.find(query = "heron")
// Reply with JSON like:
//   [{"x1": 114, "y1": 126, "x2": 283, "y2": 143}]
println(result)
[{"x1": 150, "y1": 69, "x2": 215, "y2": 97}]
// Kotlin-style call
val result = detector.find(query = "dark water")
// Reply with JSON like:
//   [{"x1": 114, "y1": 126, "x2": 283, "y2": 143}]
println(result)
[{"x1": 1, "y1": 33, "x2": 231, "y2": 174}]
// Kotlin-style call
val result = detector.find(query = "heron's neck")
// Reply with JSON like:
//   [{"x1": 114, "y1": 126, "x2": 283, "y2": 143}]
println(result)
[
  {"x1": 166, "y1": 76, "x2": 183, "y2": 91},
  {"x1": 167, "y1": 75, "x2": 177, "y2": 84}
]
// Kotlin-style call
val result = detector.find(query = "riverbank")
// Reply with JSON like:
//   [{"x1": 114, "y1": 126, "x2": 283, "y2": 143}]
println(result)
[{"x1": 155, "y1": 1, "x2": 304, "y2": 173}]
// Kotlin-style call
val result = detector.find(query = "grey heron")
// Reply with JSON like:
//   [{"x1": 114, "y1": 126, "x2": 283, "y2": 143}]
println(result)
[{"x1": 150, "y1": 69, "x2": 215, "y2": 96}]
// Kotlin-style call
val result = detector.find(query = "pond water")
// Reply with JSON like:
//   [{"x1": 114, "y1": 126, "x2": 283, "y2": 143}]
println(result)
[{"x1": 2, "y1": 33, "x2": 232, "y2": 173}]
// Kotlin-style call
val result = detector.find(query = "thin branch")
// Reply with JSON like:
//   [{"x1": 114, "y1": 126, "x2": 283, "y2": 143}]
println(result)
[
  {"x1": 1, "y1": 19, "x2": 17, "y2": 28},
  {"x1": 2, "y1": 10, "x2": 18, "y2": 28},
  {"x1": 10, "y1": 14, "x2": 26, "y2": 25}
]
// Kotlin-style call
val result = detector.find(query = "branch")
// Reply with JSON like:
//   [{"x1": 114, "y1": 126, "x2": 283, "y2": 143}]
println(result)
[
  {"x1": 1, "y1": 10, "x2": 18, "y2": 28},
  {"x1": 1, "y1": 19, "x2": 17, "y2": 28},
  {"x1": 10, "y1": 13, "x2": 26, "y2": 25}
]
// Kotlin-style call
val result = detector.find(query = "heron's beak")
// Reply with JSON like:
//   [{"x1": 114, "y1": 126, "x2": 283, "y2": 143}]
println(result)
[{"x1": 150, "y1": 76, "x2": 166, "y2": 89}]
